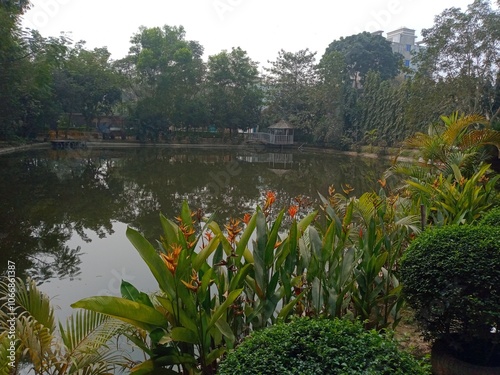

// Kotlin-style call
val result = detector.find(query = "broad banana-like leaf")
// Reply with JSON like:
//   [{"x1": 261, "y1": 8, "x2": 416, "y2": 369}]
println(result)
[
  {"x1": 72, "y1": 296, "x2": 168, "y2": 332},
  {"x1": 170, "y1": 327, "x2": 198, "y2": 344}
]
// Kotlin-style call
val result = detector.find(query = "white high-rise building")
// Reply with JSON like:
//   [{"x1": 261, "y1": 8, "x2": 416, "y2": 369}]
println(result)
[{"x1": 386, "y1": 27, "x2": 421, "y2": 76}]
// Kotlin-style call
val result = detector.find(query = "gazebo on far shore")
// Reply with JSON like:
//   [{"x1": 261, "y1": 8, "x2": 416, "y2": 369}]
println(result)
[
  {"x1": 268, "y1": 120, "x2": 294, "y2": 145},
  {"x1": 247, "y1": 120, "x2": 294, "y2": 145}
]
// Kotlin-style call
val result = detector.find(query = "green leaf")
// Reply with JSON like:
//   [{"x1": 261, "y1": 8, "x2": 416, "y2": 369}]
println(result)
[
  {"x1": 214, "y1": 318, "x2": 235, "y2": 342},
  {"x1": 193, "y1": 236, "x2": 220, "y2": 271},
  {"x1": 71, "y1": 296, "x2": 168, "y2": 332},
  {"x1": 278, "y1": 290, "x2": 305, "y2": 320},
  {"x1": 208, "y1": 289, "x2": 243, "y2": 329},
  {"x1": 121, "y1": 280, "x2": 154, "y2": 308},
  {"x1": 126, "y1": 227, "x2": 174, "y2": 296},
  {"x1": 170, "y1": 327, "x2": 199, "y2": 344}
]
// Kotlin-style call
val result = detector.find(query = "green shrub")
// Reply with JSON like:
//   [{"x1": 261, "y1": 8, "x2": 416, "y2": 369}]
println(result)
[
  {"x1": 217, "y1": 318, "x2": 428, "y2": 375},
  {"x1": 479, "y1": 206, "x2": 500, "y2": 227},
  {"x1": 400, "y1": 225, "x2": 500, "y2": 365}
]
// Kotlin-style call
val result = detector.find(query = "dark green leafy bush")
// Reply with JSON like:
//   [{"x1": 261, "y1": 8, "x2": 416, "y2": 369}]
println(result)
[
  {"x1": 217, "y1": 318, "x2": 428, "y2": 375},
  {"x1": 401, "y1": 225, "x2": 500, "y2": 365},
  {"x1": 479, "y1": 206, "x2": 500, "y2": 227}
]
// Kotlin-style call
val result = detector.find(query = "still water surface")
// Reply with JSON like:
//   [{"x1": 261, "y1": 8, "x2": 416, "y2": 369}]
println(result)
[{"x1": 0, "y1": 146, "x2": 391, "y2": 319}]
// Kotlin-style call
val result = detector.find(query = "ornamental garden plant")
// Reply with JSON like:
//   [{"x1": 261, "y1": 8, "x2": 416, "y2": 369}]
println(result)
[
  {"x1": 401, "y1": 225, "x2": 500, "y2": 368},
  {"x1": 217, "y1": 317, "x2": 429, "y2": 375}
]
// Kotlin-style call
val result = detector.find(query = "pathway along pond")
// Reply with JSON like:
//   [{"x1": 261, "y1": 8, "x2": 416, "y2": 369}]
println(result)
[{"x1": 0, "y1": 146, "x2": 392, "y2": 319}]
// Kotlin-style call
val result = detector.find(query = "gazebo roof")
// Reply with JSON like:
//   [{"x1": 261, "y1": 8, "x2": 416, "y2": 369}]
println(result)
[{"x1": 269, "y1": 120, "x2": 294, "y2": 130}]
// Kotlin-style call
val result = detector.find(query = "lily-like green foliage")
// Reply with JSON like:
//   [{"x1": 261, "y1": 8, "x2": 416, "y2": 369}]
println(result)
[
  {"x1": 312, "y1": 185, "x2": 420, "y2": 329},
  {"x1": 405, "y1": 163, "x2": 500, "y2": 226},
  {"x1": 0, "y1": 278, "x2": 129, "y2": 375},
  {"x1": 72, "y1": 201, "x2": 316, "y2": 374}
]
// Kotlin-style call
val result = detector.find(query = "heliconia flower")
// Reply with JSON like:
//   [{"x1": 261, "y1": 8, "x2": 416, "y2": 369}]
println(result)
[
  {"x1": 179, "y1": 223, "x2": 196, "y2": 240},
  {"x1": 181, "y1": 269, "x2": 200, "y2": 292},
  {"x1": 274, "y1": 240, "x2": 283, "y2": 249},
  {"x1": 377, "y1": 178, "x2": 387, "y2": 188},
  {"x1": 224, "y1": 218, "x2": 242, "y2": 244},
  {"x1": 328, "y1": 185, "x2": 336, "y2": 196},
  {"x1": 204, "y1": 231, "x2": 213, "y2": 242},
  {"x1": 341, "y1": 183, "x2": 354, "y2": 195},
  {"x1": 288, "y1": 205, "x2": 299, "y2": 219},
  {"x1": 160, "y1": 243, "x2": 183, "y2": 275},
  {"x1": 359, "y1": 228, "x2": 363, "y2": 237},
  {"x1": 243, "y1": 213, "x2": 252, "y2": 225},
  {"x1": 263, "y1": 191, "x2": 276, "y2": 211}
]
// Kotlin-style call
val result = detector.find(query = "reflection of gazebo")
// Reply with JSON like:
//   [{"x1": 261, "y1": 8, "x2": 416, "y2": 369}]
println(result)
[{"x1": 268, "y1": 120, "x2": 294, "y2": 145}]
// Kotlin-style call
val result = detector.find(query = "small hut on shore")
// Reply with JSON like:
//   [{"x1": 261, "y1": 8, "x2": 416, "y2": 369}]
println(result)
[{"x1": 268, "y1": 120, "x2": 294, "y2": 145}]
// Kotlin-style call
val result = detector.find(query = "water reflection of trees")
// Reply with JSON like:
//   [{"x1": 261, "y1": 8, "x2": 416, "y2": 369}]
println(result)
[{"x1": 0, "y1": 148, "x2": 390, "y2": 280}]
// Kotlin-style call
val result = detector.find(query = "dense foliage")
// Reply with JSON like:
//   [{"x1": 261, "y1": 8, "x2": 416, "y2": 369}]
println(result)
[
  {"x1": 1, "y1": 0, "x2": 499, "y2": 149},
  {"x1": 400, "y1": 225, "x2": 500, "y2": 365},
  {"x1": 217, "y1": 318, "x2": 429, "y2": 375},
  {"x1": 479, "y1": 205, "x2": 500, "y2": 226}
]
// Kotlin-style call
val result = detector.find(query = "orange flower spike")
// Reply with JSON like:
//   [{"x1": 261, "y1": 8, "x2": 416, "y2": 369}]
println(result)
[
  {"x1": 288, "y1": 205, "x2": 299, "y2": 219},
  {"x1": 274, "y1": 240, "x2": 283, "y2": 249},
  {"x1": 204, "y1": 231, "x2": 213, "y2": 242},
  {"x1": 377, "y1": 178, "x2": 387, "y2": 188},
  {"x1": 160, "y1": 252, "x2": 176, "y2": 275},
  {"x1": 341, "y1": 183, "x2": 354, "y2": 195},
  {"x1": 243, "y1": 213, "x2": 252, "y2": 225},
  {"x1": 328, "y1": 185, "x2": 336, "y2": 197},
  {"x1": 264, "y1": 191, "x2": 276, "y2": 210},
  {"x1": 174, "y1": 216, "x2": 183, "y2": 223},
  {"x1": 171, "y1": 243, "x2": 182, "y2": 258}
]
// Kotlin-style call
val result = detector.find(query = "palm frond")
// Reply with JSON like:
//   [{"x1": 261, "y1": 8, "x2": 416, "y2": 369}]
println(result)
[
  {"x1": 384, "y1": 162, "x2": 433, "y2": 182},
  {"x1": 461, "y1": 129, "x2": 500, "y2": 157},
  {"x1": 15, "y1": 315, "x2": 59, "y2": 373},
  {"x1": 59, "y1": 309, "x2": 131, "y2": 372},
  {"x1": 442, "y1": 113, "x2": 488, "y2": 146},
  {"x1": 394, "y1": 215, "x2": 421, "y2": 235},
  {"x1": 0, "y1": 278, "x2": 56, "y2": 334},
  {"x1": 0, "y1": 331, "x2": 15, "y2": 375}
]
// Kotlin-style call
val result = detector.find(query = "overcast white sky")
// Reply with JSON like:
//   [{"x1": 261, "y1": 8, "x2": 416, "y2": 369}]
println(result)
[{"x1": 21, "y1": 0, "x2": 477, "y2": 67}]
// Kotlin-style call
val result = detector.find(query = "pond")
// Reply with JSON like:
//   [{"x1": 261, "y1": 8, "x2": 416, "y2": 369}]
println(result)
[{"x1": 0, "y1": 145, "x2": 392, "y2": 319}]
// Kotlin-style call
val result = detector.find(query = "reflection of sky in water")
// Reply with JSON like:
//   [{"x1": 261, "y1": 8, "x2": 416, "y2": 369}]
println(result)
[{"x1": 37, "y1": 221, "x2": 157, "y2": 322}]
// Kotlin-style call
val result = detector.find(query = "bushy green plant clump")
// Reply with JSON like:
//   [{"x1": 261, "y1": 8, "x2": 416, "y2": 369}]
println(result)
[
  {"x1": 401, "y1": 225, "x2": 500, "y2": 365},
  {"x1": 479, "y1": 206, "x2": 500, "y2": 226},
  {"x1": 217, "y1": 318, "x2": 429, "y2": 375}
]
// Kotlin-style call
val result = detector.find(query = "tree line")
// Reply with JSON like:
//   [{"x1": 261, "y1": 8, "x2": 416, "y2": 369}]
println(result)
[{"x1": 1, "y1": 0, "x2": 499, "y2": 147}]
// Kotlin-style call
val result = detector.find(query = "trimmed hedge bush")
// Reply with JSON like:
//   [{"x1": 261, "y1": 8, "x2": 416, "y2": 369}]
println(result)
[
  {"x1": 217, "y1": 318, "x2": 428, "y2": 375},
  {"x1": 400, "y1": 225, "x2": 500, "y2": 365},
  {"x1": 479, "y1": 206, "x2": 500, "y2": 227}
]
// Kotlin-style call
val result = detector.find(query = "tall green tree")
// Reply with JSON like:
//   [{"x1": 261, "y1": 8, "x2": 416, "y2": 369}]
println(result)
[
  {"x1": 54, "y1": 43, "x2": 122, "y2": 129},
  {"x1": 206, "y1": 47, "x2": 262, "y2": 134},
  {"x1": 125, "y1": 25, "x2": 206, "y2": 138},
  {"x1": 0, "y1": 0, "x2": 31, "y2": 139},
  {"x1": 311, "y1": 52, "x2": 351, "y2": 146},
  {"x1": 324, "y1": 32, "x2": 401, "y2": 89},
  {"x1": 415, "y1": 0, "x2": 500, "y2": 120},
  {"x1": 264, "y1": 49, "x2": 317, "y2": 134}
]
